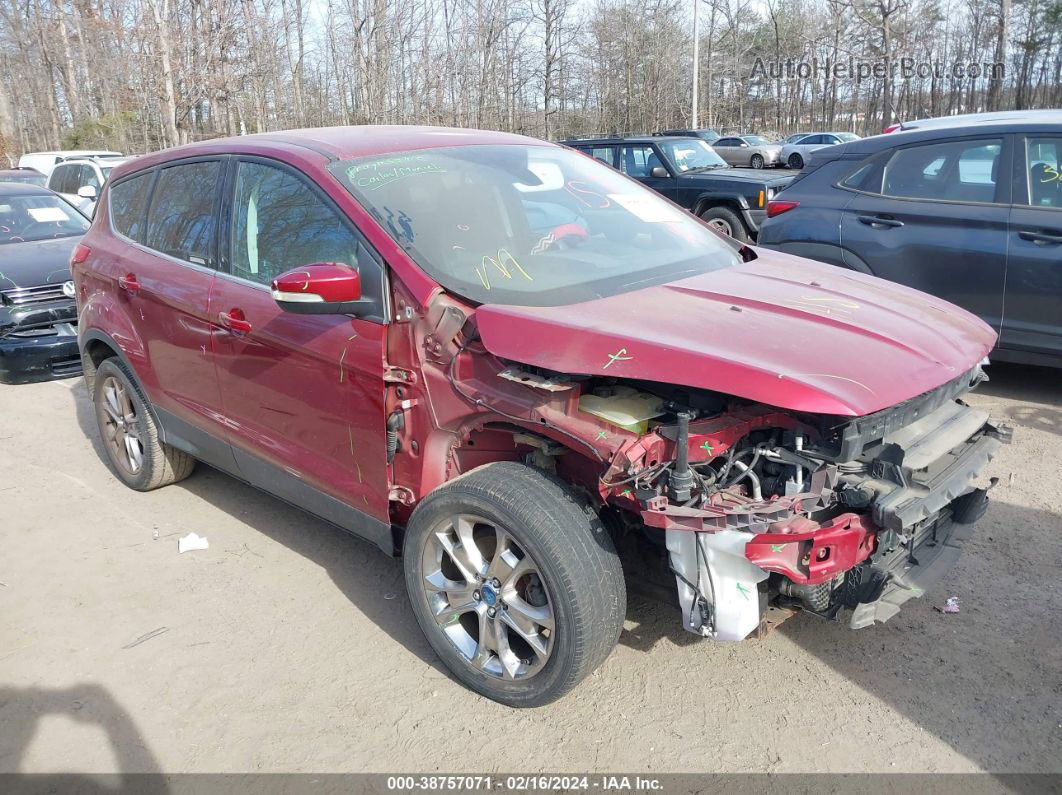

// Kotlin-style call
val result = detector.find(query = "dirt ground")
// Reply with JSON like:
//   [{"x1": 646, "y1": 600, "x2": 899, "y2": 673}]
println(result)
[{"x1": 1, "y1": 362, "x2": 1060, "y2": 776}]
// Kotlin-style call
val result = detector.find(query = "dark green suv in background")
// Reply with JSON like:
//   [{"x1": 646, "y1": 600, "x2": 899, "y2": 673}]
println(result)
[{"x1": 563, "y1": 135, "x2": 796, "y2": 241}]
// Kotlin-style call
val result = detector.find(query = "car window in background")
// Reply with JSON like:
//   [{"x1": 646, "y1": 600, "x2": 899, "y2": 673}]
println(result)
[
  {"x1": 837, "y1": 133, "x2": 860, "y2": 142},
  {"x1": 109, "y1": 172, "x2": 154, "y2": 242},
  {"x1": 1026, "y1": 137, "x2": 1062, "y2": 208},
  {"x1": 230, "y1": 160, "x2": 362, "y2": 286},
  {"x1": 585, "y1": 147, "x2": 615, "y2": 166},
  {"x1": 616, "y1": 145, "x2": 659, "y2": 177},
  {"x1": 0, "y1": 193, "x2": 90, "y2": 244},
  {"x1": 330, "y1": 144, "x2": 744, "y2": 307},
  {"x1": 144, "y1": 161, "x2": 220, "y2": 265},
  {"x1": 744, "y1": 136, "x2": 770, "y2": 146},
  {"x1": 882, "y1": 138, "x2": 1001, "y2": 203},
  {"x1": 656, "y1": 139, "x2": 726, "y2": 172},
  {"x1": 83, "y1": 165, "x2": 102, "y2": 191},
  {"x1": 0, "y1": 171, "x2": 47, "y2": 186}
]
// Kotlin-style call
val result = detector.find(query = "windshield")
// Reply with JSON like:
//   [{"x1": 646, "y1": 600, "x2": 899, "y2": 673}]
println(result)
[
  {"x1": 0, "y1": 194, "x2": 89, "y2": 244},
  {"x1": 332, "y1": 145, "x2": 743, "y2": 307},
  {"x1": 744, "y1": 136, "x2": 770, "y2": 146},
  {"x1": 657, "y1": 139, "x2": 727, "y2": 172},
  {"x1": 1, "y1": 172, "x2": 47, "y2": 186}
]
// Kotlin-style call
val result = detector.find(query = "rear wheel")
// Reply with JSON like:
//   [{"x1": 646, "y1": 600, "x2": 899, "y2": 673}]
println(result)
[
  {"x1": 787, "y1": 152, "x2": 804, "y2": 169},
  {"x1": 699, "y1": 206, "x2": 750, "y2": 242},
  {"x1": 750, "y1": 153, "x2": 765, "y2": 169},
  {"x1": 403, "y1": 462, "x2": 625, "y2": 707},
  {"x1": 92, "y1": 358, "x2": 195, "y2": 490}
]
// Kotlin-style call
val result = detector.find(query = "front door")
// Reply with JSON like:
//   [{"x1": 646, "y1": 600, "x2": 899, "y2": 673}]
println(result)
[
  {"x1": 839, "y1": 135, "x2": 1011, "y2": 333},
  {"x1": 1003, "y1": 134, "x2": 1062, "y2": 359},
  {"x1": 617, "y1": 144, "x2": 676, "y2": 200},
  {"x1": 208, "y1": 157, "x2": 392, "y2": 548}
]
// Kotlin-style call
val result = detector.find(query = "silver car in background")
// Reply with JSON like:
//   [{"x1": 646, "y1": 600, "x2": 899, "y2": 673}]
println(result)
[
  {"x1": 711, "y1": 135, "x2": 784, "y2": 168},
  {"x1": 781, "y1": 131, "x2": 860, "y2": 169}
]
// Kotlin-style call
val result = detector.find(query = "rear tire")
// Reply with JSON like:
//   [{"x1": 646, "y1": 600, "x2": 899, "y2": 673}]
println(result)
[
  {"x1": 788, "y1": 153, "x2": 804, "y2": 169},
  {"x1": 92, "y1": 357, "x2": 195, "y2": 491},
  {"x1": 750, "y1": 154, "x2": 765, "y2": 169},
  {"x1": 403, "y1": 461, "x2": 625, "y2": 707},
  {"x1": 699, "y1": 206, "x2": 750, "y2": 242}
]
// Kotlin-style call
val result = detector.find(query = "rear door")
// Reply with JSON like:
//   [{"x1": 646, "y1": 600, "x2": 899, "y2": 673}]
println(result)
[
  {"x1": 839, "y1": 135, "x2": 1011, "y2": 332},
  {"x1": 1003, "y1": 134, "x2": 1062, "y2": 358},
  {"x1": 208, "y1": 156, "x2": 392, "y2": 545},
  {"x1": 713, "y1": 138, "x2": 743, "y2": 166},
  {"x1": 107, "y1": 159, "x2": 235, "y2": 468}
]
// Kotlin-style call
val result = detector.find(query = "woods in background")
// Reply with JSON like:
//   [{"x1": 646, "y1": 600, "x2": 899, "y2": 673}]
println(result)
[{"x1": 1, "y1": 0, "x2": 1061, "y2": 158}]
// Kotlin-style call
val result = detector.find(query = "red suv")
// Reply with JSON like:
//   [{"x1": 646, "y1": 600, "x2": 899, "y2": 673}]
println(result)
[{"x1": 73, "y1": 127, "x2": 1009, "y2": 706}]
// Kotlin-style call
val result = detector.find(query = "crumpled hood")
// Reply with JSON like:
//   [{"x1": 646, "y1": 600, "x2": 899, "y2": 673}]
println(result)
[
  {"x1": 0, "y1": 236, "x2": 81, "y2": 290},
  {"x1": 475, "y1": 252, "x2": 996, "y2": 417}
]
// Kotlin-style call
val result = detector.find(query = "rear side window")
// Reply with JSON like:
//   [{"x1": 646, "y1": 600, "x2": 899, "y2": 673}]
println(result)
[
  {"x1": 144, "y1": 161, "x2": 221, "y2": 265},
  {"x1": 109, "y1": 172, "x2": 154, "y2": 242},
  {"x1": 881, "y1": 139, "x2": 1002, "y2": 203},
  {"x1": 230, "y1": 160, "x2": 363, "y2": 286},
  {"x1": 1025, "y1": 137, "x2": 1062, "y2": 208}
]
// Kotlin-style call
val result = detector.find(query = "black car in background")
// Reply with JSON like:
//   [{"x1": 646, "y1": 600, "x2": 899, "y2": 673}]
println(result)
[
  {"x1": 563, "y1": 135, "x2": 795, "y2": 241},
  {"x1": 757, "y1": 111, "x2": 1062, "y2": 366},
  {"x1": 0, "y1": 183, "x2": 88, "y2": 383}
]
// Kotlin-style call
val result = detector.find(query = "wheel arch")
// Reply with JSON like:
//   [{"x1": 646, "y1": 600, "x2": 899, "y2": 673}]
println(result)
[{"x1": 79, "y1": 329, "x2": 168, "y2": 443}]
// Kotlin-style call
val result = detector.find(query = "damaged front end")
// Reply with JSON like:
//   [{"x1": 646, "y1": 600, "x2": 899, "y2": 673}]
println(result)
[
  {"x1": 596, "y1": 365, "x2": 1011, "y2": 639},
  {"x1": 0, "y1": 284, "x2": 81, "y2": 384}
]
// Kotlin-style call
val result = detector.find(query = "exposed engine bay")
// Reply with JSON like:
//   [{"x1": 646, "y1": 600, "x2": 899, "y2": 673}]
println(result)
[
  {"x1": 578, "y1": 364, "x2": 1011, "y2": 640},
  {"x1": 480, "y1": 360, "x2": 1012, "y2": 642}
]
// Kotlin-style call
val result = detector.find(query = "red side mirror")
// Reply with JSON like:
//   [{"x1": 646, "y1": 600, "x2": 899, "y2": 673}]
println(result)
[{"x1": 271, "y1": 263, "x2": 367, "y2": 315}]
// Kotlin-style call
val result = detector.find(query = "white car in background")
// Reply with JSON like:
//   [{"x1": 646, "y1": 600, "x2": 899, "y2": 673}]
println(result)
[
  {"x1": 17, "y1": 150, "x2": 122, "y2": 178},
  {"x1": 780, "y1": 132, "x2": 860, "y2": 169},
  {"x1": 47, "y1": 156, "x2": 131, "y2": 213}
]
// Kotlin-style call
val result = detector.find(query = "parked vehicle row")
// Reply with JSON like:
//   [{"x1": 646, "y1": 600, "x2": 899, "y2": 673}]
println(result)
[
  {"x1": 46, "y1": 125, "x2": 1008, "y2": 708},
  {"x1": 758, "y1": 110, "x2": 1062, "y2": 364}
]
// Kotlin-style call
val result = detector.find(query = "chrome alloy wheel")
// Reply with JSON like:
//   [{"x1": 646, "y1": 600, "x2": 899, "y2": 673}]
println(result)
[
  {"x1": 421, "y1": 514, "x2": 555, "y2": 680},
  {"x1": 98, "y1": 375, "x2": 145, "y2": 475}
]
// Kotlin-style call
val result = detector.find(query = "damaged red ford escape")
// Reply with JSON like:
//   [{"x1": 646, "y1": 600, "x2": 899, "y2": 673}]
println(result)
[{"x1": 72, "y1": 127, "x2": 1010, "y2": 706}]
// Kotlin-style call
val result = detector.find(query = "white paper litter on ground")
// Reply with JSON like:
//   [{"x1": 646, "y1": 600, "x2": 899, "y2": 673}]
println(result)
[{"x1": 178, "y1": 532, "x2": 209, "y2": 553}]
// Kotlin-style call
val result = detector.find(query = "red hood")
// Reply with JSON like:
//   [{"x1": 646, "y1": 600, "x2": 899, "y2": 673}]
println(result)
[{"x1": 474, "y1": 253, "x2": 996, "y2": 417}]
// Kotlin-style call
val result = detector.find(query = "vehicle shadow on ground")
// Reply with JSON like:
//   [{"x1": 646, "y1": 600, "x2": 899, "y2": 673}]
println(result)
[
  {"x1": 69, "y1": 382, "x2": 448, "y2": 681},
  {"x1": 0, "y1": 683, "x2": 168, "y2": 791},
  {"x1": 980, "y1": 362, "x2": 1062, "y2": 438}
]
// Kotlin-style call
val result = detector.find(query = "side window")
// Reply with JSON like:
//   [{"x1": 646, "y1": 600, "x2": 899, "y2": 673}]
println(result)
[
  {"x1": 882, "y1": 139, "x2": 1001, "y2": 203},
  {"x1": 822, "y1": 135, "x2": 840, "y2": 146},
  {"x1": 715, "y1": 138, "x2": 734, "y2": 147},
  {"x1": 587, "y1": 147, "x2": 615, "y2": 166},
  {"x1": 144, "y1": 161, "x2": 221, "y2": 265},
  {"x1": 230, "y1": 160, "x2": 362, "y2": 286},
  {"x1": 83, "y1": 165, "x2": 102, "y2": 191},
  {"x1": 110, "y1": 172, "x2": 154, "y2": 243},
  {"x1": 618, "y1": 145, "x2": 659, "y2": 177},
  {"x1": 1024, "y1": 137, "x2": 1062, "y2": 208},
  {"x1": 802, "y1": 136, "x2": 822, "y2": 146}
]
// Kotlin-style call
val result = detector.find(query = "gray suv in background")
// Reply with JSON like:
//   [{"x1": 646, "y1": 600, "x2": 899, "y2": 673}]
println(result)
[{"x1": 757, "y1": 111, "x2": 1062, "y2": 366}]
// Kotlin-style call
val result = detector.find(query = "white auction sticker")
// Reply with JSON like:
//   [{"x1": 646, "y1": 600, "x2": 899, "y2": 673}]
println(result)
[
  {"x1": 27, "y1": 207, "x2": 69, "y2": 223},
  {"x1": 607, "y1": 193, "x2": 682, "y2": 223}
]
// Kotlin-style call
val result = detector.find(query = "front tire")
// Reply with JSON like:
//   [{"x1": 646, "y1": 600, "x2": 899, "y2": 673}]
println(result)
[
  {"x1": 750, "y1": 154, "x2": 765, "y2": 169},
  {"x1": 403, "y1": 462, "x2": 625, "y2": 707},
  {"x1": 92, "y1": 357, "x2": 195, "y2": 490},
  {"x1": 787, "y1": 153, "x2": 804, "y2": 169},
  {"x1": 699, "y1": 206, "x2": 750, "y2": 242}
]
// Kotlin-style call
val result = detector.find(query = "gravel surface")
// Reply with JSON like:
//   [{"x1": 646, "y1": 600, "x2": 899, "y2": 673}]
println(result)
[{"x1": 1, "y1": 364, "x2": 1059, "y2": 774}]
